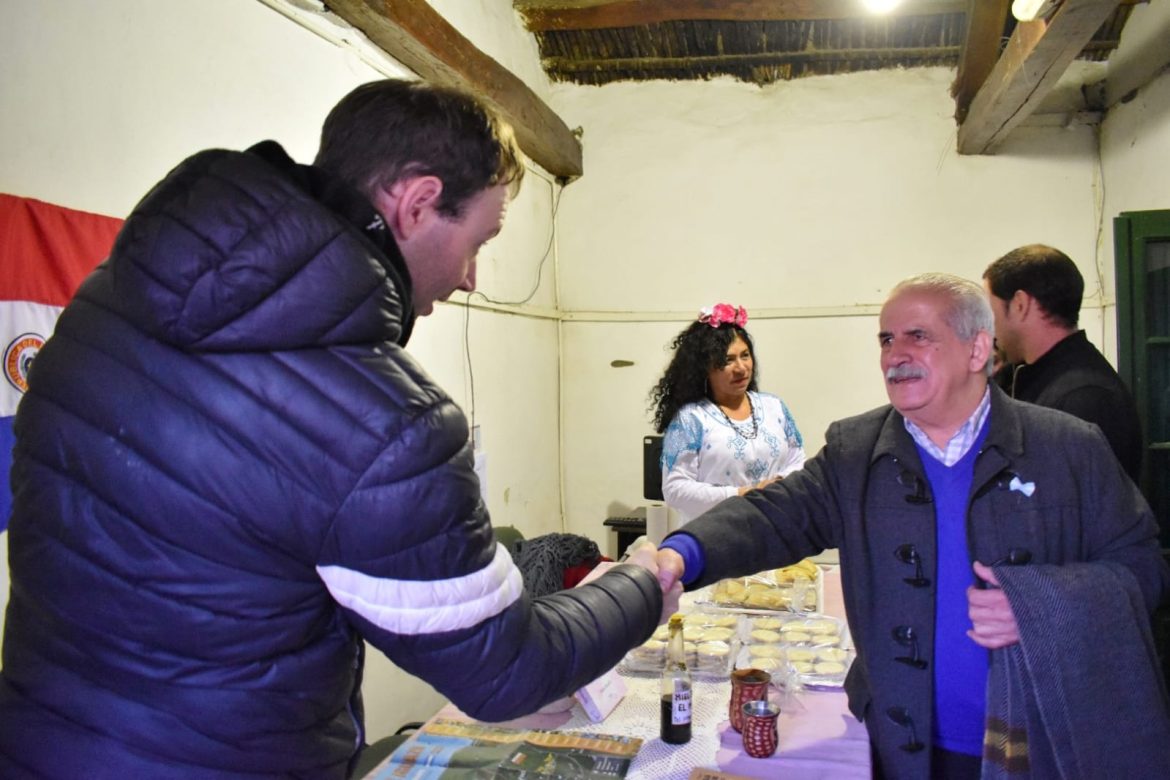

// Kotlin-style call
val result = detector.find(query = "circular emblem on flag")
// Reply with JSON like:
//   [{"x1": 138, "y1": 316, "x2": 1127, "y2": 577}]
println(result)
[{"x1": 4, "y1": 332, "x2": 46, "y2": 393}]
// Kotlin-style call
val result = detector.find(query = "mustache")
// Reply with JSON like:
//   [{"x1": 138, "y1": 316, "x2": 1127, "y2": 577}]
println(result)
[{"x1": 886, "y1": 366, "x2": 927, "y2": 381}]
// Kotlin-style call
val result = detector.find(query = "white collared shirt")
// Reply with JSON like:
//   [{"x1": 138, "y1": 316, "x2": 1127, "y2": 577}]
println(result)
[{"x1": 903, "y1": 387, "x2": 991, "y2": 466}]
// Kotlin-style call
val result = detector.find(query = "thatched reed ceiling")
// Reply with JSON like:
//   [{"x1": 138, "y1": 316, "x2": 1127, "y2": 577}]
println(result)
[{"x1": 514, "y1": 1, "x2": 1133, "y2": 86}]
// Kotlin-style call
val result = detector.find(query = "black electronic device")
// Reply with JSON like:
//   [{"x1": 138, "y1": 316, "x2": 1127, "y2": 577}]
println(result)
[{"x1": 643, "y1": 435, "x2": 664, "y2": 501}]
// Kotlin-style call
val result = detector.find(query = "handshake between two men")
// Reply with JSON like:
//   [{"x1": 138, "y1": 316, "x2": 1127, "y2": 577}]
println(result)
[{"x1": 620, "y1": 541, "x2": 684, "y2": 625}]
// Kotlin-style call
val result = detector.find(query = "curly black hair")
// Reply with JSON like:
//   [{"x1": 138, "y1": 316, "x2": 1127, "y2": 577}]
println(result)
[{"x1": 649, "y1": 321, "x2": 758, "y2": 434}]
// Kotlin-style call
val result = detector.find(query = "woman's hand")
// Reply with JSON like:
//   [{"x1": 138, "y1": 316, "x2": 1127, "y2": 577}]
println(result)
[{"x1": 737, "y1": 475, "x2": 781, "y2": 496}]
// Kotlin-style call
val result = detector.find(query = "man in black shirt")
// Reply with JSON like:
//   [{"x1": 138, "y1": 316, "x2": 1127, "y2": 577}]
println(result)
[{"x1": 983, "y1": 244, "x2": 1143, "y2": 482}]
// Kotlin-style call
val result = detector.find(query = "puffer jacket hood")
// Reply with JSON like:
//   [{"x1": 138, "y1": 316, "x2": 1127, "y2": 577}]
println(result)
[{"x1": 106, "y1": 140, "x2": 413, "y2": 351}]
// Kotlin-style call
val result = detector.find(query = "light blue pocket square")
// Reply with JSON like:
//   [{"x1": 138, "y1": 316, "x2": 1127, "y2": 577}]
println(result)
[{"x1": 1009, "y1": 475, "x2": 1035, "y2": 497}]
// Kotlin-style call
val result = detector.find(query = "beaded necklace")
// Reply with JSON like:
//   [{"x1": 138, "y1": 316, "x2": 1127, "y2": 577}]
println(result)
[{"x1": 716, "y1": 394, "x2": 758, "y2": 439}]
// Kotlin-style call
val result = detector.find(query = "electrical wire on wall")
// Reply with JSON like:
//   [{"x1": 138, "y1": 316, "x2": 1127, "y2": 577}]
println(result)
[
  {"x1": 462, "y1": 170, "x2": 563, "y2": 434},
  {"x1": 1089, "y1": 124, "x2": 1109, "y2": 308}
]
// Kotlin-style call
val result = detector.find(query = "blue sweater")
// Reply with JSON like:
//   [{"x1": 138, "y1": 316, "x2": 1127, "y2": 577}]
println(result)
[{"x1": 918, "y1": 420, "x2": 990, "y2": 756}]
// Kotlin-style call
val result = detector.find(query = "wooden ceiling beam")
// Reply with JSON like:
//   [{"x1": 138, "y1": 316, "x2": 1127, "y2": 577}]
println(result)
[
  {"x1": 951, "y1": 0, "x2": 1010, "y2": 124},
  {"x1": 326, "y1": 0, "x2": 582, "y2": 178},
  {"x1": 516, "y1": 0, "x2": 968, "y2": 32},
  {"x1": 957, "y1": 0, "x2": 1121, "y2": 155}
]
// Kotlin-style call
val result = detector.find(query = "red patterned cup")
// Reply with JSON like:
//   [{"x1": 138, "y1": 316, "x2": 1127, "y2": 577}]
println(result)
[
  {"x1": 729, "y1": 669, "x2": 771, "y2": 733},
  {"x1": 741, "y1": 699, "x2": 780, "y2": 758}
]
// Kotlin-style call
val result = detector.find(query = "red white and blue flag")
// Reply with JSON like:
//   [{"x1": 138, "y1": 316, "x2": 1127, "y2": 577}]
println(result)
[{"x1": 1, "y1": 194, "x2": 121, "y2": 531}]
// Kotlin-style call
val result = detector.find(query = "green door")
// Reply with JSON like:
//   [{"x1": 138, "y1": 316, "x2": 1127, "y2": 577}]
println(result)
[{"x1": 1115, "y1": 209, "x2": 1170, "y2": 547}]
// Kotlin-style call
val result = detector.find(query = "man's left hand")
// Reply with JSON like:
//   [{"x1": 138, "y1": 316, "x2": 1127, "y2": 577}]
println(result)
[{"x1": 966, "y1": 561, "x2": 1020, "y2": 649}]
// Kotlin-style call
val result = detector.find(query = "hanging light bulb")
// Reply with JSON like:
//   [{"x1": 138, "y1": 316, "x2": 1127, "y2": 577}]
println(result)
[
  {"x1": 862, "y1": 0, "x2": 904, "y2": 12},
  {"x1": 1012, "y1": 0, "x2": 1062, "y2": 22}
]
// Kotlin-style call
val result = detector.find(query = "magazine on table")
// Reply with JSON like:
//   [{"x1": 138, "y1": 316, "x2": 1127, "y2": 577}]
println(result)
[{"x1": 364, "y1": 717, "x2": 642, "y2": 779}]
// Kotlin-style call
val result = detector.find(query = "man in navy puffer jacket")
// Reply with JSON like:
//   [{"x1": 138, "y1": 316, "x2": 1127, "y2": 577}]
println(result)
[{"x1": 0, "y1": 79, "x2": 672, "y2": 778}]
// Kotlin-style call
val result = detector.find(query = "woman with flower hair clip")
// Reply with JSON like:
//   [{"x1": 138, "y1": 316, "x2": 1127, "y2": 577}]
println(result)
[{"x1": 649, "y1": 304, "x2": 806, "y2": 525}]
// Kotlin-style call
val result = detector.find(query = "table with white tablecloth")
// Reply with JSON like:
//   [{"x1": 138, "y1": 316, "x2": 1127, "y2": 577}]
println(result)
[{"x1": 366, "y1": 563, "x2": 870, "y2": 779}]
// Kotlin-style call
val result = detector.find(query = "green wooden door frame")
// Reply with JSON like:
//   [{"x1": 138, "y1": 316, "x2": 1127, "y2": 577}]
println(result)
[{"x1": 1114, "y1": 209, "x2": 1170, "y2": 547}]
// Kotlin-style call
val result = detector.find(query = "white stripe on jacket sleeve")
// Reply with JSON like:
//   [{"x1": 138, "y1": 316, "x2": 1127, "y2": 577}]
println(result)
[{"x1": 317, "y1": 543, "x2": 524, "y2": 635}]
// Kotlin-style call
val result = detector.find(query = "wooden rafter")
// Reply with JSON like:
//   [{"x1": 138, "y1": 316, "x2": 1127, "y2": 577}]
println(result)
[
  {"x1": 958, "y1": 0, "x2": 1122, "y2": 155},
  {"x1": 951, "y1": 0, "x2": 1010, "y2": 124},
  {"x1": 326, "y1": 0, "x2": 582, "y2": 178},
  {"x1": 516, "y1": 0, "x2": 967, "y2": 32}
]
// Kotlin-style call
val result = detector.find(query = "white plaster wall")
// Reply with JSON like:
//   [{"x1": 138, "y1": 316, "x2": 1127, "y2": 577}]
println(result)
[
  {"x1": 1101, "y1": 2, "x2": 1170, "y2": 234},
  {"x1": 1101, "y1": 66, "x2": 1170, "y2": 226},
  {"x1": 549, "y1": 70, "x2": 1107, "y2": 542},
  {"x1": 551, "y1": 69, "x2": 1101, "y2": 313},
  {"x1": 0, "y1": 0, "x2": 399, "y2": 216},
  {"x1": 0, "y1": 0, "x2": 560, "y2": 743}
]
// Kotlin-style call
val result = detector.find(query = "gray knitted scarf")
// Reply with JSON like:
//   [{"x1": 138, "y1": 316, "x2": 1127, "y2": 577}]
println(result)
[{"x1": 982, "y1": 561, "x2": 1170, "y2": 779}]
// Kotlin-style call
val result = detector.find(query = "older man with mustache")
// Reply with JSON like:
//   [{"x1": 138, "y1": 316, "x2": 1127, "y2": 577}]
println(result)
[{"x1": 656, "y1": 273, "x2": 1169, "y2": 779}]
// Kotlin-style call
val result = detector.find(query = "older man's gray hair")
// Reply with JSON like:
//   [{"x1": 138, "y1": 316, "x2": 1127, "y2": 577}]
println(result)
[{"x1": 890, "y1": 273, "x2": 995, "y2": 375}]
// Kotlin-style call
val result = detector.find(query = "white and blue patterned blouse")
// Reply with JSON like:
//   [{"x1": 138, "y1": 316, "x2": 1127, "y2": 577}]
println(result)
[{"x1": 661, "y1": 391, "x2": 805, "y2": 525}]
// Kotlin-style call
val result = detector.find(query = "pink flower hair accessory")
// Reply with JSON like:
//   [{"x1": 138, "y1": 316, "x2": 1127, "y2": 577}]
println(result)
[{"x1": 698, "y1": 303, "x2": 748, "y2": 329}]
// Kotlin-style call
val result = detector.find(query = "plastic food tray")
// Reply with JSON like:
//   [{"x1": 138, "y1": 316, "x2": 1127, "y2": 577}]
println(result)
[
  {"x1": 697, "y1": 564, "x2": 825, "y2": 614},
  {"x1": 737, "y1": 612, "x2": 853, "y2": 690},
  {"x1": 619, "y1": 611, "x2": 743, "y2": 679}
]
